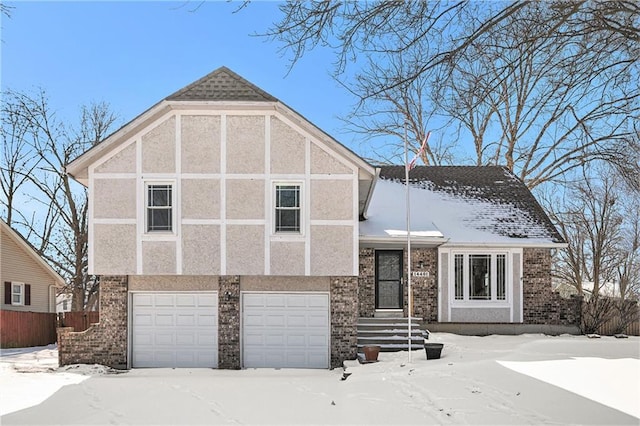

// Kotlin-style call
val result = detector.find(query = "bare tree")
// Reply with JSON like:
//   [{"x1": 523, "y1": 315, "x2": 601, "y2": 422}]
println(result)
[
  {"x1": 265, "y1": 1, "x2": 640, "y2": 181},
  {"x1": 2, "y1": 89, "x2": 117, "y2": 311},
  {"x1": 548, "y1": 168, "x2": 624, "y2": 299},
  {"x1": 0, "y1": 98, "x2": 40, "y2": 226}
]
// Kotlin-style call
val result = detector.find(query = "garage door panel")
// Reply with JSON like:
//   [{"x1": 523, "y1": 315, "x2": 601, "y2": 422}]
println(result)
[
  {"x1": 176, "y1": 294, "x2": 196, "y2": 307},
  {"x1": 198, "y1": 314, "x2": 217, "y2": 327},
  {"x1": 307, "y1": 314, "x2": 329, "y2": 327},
  {"x1": 243, "y1": 293, "x2": 329, "y2": 369},
  {"x1": 134, "y1": 314, "x2": 153, "y2": 326},
  {"x1": 132, "y1": 292, "x2": 218, "y2": 368},
  {"x1": 154, "y1": 295, "x2": 175, "y2": 307},
  {"x1": 198, "y1": 295, "x2": 217, "y2": 307},
  {"x1": 286, "y1": 315, "x2": 307, "y2": 327},
  {"x1": 286, "y1": 295, "x2": 306, "y2": 307},
  {"x1": 265, "y1": 314, "x2": 285, "y2": 327},
  {"x1": 308, "y1": 334, "x2": 328, "y2": 347},
  {"x1": 176, "y1": 314, "x2": 196, "y2": 326}
]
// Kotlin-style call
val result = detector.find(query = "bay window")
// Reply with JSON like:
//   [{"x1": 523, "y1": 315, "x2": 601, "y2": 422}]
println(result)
[{"x1": 453, "y1": 252, "x2": 508, "y2": 302}]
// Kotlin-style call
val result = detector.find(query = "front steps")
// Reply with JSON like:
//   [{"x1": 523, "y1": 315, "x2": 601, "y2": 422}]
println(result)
[{"x1": 357, "y1": 317, "x2": 428, "y2": 352}]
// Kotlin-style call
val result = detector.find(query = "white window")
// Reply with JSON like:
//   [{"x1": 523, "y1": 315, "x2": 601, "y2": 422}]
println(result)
[
  {"x1": 274, "y1": 183, "x2": 301, "y2": 233},
  {"x1": 12, "y1": 282, "x2": 24, "y2": 305},
  {"x1": 453, "y1": 252, "x2": 508, "y2": 302},
  {"x1": 146, "y1": 183, "x2": 173, "y2": 232}
]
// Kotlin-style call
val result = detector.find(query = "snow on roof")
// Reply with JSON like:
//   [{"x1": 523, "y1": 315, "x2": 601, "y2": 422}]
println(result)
[{"x1": 361, "y1": 167, "x2": 564, "y2": 246}]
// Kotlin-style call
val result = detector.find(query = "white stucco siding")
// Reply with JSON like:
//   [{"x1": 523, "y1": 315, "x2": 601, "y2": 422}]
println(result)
[
  {"x1": 141, "y1": 116, "x2": 176, "y2": 174},
  {"x1": 310, "y1": 180, "x2": 352, "y2": 220},
  {"x1": 310, "y1": 143, "x2": 352, "y2": 174},
  {"x1": 270, "y1": 241, "x2": 305, "y2": 276},
  {"x1": 93, "y1": 179, "x2": 136, "y2": 219},
  {"x1": 181, "y1": 179, "x2": 220, "y2": 220},
  {"x1": 93, "y1": 224, "x2": 136, "y2": 275},
  {"x1": 226, "y1": 179, "x2": 265, "y2": 220},
  {"x1": 310, "y1": 225, "x2": 353, "y2": 276},
  {"x1": 226, "y1": 115, "x2": 265, "y2": 174},
  {"x1": 94, "y1": 142, "x2": 136, "y2": 174},
  {"x1": 181, "y1": 115, "x2": 220, "y2": 174},
  {"x1": 87, "y1": 108, "x2": 362, "y2": 277},
  {"x1": 226, "y1": 225, "x2": 265, "y2": 275},
  {"x1": 182, "y1": 225, "x2": 220, "y2": 275},
  {"x1": 142, "y1": 241, "x2": 176, "y2": 275},
  {"x1": 270, "y1": 116, "x2": 305, "y2": 174}
]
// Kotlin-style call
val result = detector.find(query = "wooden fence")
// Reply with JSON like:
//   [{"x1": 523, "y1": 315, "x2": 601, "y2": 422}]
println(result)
[
  {"x1": 594, "y1": 314, "x2": 640, "y2": 336},
  {"x1": 0, "y1": 310, "x2": 57, "y2": 348},
  {"x1": 57, "y1": 311, "x2": 99, "y2": 332}
]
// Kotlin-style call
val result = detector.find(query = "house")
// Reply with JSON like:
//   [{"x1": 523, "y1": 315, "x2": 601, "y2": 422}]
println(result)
[
  {"x1": 1, "y1": 220, "x2": 64, "y2": 313},
  {"x1": 60, "y1": 66, "x2": 579, "y2": 369}
]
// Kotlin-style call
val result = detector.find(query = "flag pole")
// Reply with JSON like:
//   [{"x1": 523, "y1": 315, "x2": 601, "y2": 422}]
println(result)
[{"x1": 404, "y1": 123, "x2": 412, "y2": 364}]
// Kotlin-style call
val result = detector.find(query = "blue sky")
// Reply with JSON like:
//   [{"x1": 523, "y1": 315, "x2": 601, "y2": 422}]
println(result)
[{"x1": 1, "y1": 1, "x2": 364, "y2": 152}]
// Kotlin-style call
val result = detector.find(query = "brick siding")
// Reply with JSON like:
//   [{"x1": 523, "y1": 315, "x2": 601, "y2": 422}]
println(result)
[
  {"x1": 218, "y1": 275, "x2": 241, "y2": 369},
  {"x1": 523, "y1": 248, "x2": 581, "y2": 326},
  {"x1": 330, "y1": 276, "x2": 358, "y2": 368},
  {"x1": 57, "y1": 275, "x2": 128, "y2": 368}
]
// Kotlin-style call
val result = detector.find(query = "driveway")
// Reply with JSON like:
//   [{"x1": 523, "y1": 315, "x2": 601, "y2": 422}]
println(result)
[{"x1": 1, "y1": 334, "x2": 639, "y2": 425}]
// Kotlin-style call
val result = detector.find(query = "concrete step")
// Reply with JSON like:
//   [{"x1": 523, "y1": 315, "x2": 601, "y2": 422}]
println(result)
[
  {"x1": 358, "y1": 316, "x2": 423, "y2": 324},
  {"x1": 357, "y1": 343, "x2": 425, "y2": 352}
]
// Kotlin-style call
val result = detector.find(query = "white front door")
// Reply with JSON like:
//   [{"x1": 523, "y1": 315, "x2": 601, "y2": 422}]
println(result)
[
  {"x1": 131, "y1": 292, "x2": 218, "y2": 368},
  {"x1": 243, "y1": 292, "x2": 330, "y2": 368}
]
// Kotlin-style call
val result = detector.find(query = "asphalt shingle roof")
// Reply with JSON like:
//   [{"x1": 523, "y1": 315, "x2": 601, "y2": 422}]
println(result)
[
  {"x1": 377, "y1": 165, "x2": 564, "y2": 243},
  {"x1": 165, "y1": 66, "x2": 278, "y2": 102}
]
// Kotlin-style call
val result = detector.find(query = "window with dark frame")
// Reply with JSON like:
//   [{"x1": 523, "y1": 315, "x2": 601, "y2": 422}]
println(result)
[
  {"x1": 275, "y1": 184, "x2": 301, "y2": 233},
  {"x1": 147, "y1": 184, "x2": 173, "y2": 232}
]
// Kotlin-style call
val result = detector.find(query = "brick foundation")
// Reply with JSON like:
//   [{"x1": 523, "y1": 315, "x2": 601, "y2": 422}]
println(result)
[
  {"x1": 523, "y1": 248, "x2": 582, "y2": 326},
  {"x1": 218, "y1": 275, "x2": 241, "y2": 369},
  {"x1": 57, "y1": 276, "x2": 128, "y2": 368},
  {"x1": 330, "y1": 276, "x2": 358, "y2": 368}
]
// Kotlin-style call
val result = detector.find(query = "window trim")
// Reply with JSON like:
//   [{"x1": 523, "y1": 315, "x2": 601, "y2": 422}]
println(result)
[
  {"x1": 450, "y1": 251, "x2": 511, "y2": 306},
  {"x1": 272, "y1": 181, "x2": 304, "y2": 236},
  {"x1": 11, "y1": 282, "x2": 24, "y2": 306},
  {"x1": 144, "y1": 181, "x2": 176, "y2": 234}
]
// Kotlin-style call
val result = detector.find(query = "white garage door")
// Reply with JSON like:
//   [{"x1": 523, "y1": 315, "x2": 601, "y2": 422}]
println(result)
[
  {"x1": 132, "y1": 292, "x2": 218, "y2": 368},
  {"x1": 243, "y1": 293, "x2": 330, "y2": 369}
]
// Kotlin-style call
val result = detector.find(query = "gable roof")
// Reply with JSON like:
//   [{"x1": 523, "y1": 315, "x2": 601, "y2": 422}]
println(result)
[
  {"x1": 65, "y1": 67, "x2": 375, "y2": 193},
  {"x1": 0, "y1": 220, "x2": 65, "y2": 286},
  {"x1": 361, "y1": 166, "x2": 565, "y2": 246},
  {"x1": 166, "y1": 66, "x2": 278, "y2": 102}
]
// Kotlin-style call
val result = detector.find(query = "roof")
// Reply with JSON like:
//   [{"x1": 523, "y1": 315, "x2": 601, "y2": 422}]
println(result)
[
  {"x1": 0, "y1": 220, "x2": 65, "y2": 286},
  {"x1": 360, "y1": 166, "x2": 565, "y2": 246},
  {"x1": 166, "y1": 66, "x2": 278, "y2": 102}
]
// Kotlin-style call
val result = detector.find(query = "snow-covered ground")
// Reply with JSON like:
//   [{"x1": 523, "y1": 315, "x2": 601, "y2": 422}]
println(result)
[{"x1": 1, "y1": 334, "x2": 639, "y2": 425}]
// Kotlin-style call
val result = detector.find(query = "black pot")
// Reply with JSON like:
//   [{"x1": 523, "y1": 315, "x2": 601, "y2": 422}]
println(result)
[{"x1": 424, "y1": 343, "x2": 444, "y2": 359}]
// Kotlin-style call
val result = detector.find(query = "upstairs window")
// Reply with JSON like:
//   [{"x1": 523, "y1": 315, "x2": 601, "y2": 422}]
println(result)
[
  {"x1": 146, "y1": 184, "x2": 173, "y2": 232},
  {"x1": 275, "y1": 184, "x2": 301, "y2": 233}
]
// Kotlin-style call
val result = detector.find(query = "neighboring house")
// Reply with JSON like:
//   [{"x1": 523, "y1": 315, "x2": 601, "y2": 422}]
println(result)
[
  {"x1": 56, "y1": 292, "x2": 73, "y2": 313},
  {"x1": 1, "y1": 220, "x2": 64, "y2": 313},
  {"x1": 60, "y1": 66, "x2": 579, "y2": 370}
]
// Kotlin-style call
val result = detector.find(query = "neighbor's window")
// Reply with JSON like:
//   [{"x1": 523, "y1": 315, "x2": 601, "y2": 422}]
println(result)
[
  {"x1": 12, "y1": 283, "x2": 24, "y2": 305},
  {"x1": 454, "y1": 253, "x2": 507, "y2": 302},
  {"x1": 275, "y1": 184, "x2": 301, "y2": 233},
  {"x1": 146, "y1": 184, "x2": 173, "y2": 232}
]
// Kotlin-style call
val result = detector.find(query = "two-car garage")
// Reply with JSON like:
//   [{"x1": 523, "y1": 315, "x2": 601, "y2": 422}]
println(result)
[{"x1": 131, "y1": 292, "x2": 330, "y2": 369}]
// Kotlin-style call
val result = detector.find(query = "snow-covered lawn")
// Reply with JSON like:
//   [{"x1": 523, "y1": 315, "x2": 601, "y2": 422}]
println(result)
[{"x1": 1, "y1": 334, "x2": 638, "y2": 425}]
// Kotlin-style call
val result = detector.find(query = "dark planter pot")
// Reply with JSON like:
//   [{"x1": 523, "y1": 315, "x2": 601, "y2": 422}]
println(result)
[
  {"x1": 363, "y1": 345, "x2": 381, "y2": 361},
  {"x1": 424, "y1": 343, "x2": 444, "y2": 360}
]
